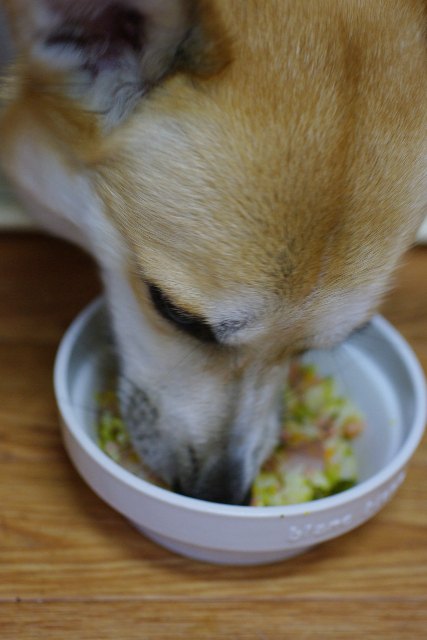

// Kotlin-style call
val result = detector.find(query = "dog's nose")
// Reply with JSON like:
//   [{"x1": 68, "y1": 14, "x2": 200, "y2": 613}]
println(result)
[{"x1": 173, "y1": 458, "x2": 250, "y2": 506}]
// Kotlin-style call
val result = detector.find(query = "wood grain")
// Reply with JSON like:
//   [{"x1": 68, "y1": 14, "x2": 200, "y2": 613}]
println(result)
[
  {"x1": 2, "y1": 601, "x2": 427, "y2": 640},
  {"x1": 1, "y1": 233, "x2": 427, "y2": 639}
]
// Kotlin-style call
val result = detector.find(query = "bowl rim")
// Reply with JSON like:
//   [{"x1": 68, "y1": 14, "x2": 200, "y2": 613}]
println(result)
[{"x1": 54, "y1": 297, "x2": 427, "y2": 519}]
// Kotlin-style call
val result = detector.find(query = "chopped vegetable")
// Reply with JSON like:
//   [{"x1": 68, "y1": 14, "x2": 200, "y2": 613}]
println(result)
[{"x1": 96, "y1": 361, "x2": 366, "y2": 506}]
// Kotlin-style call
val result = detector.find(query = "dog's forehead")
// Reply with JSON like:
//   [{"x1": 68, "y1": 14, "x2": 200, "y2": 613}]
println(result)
[{"x1": 101, "y1": 96, "x2": 346, "y2": 303}]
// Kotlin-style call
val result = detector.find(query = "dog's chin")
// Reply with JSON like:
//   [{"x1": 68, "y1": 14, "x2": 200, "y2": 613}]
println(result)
[{"x1": 172, "y1": 458, "x2": 253, "y2": 506}]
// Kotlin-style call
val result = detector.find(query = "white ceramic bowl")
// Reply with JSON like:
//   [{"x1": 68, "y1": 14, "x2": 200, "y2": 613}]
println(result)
[{"x1": 54, "y1": 298, "x2": 426, "y2": 565}]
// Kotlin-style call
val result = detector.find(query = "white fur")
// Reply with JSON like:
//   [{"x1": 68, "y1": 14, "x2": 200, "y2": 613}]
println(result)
[{"x1": 4, "y1": 130, "x2": 96, "y2": 250}]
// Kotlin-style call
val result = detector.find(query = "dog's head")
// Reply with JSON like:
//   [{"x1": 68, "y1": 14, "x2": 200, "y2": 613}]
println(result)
[{"x1": 1, "y1": 0, "x2": 426, "y2": 503}]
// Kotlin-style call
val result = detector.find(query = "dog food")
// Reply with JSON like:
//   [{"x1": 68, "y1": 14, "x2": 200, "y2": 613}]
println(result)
[{"x1": 96, "y1": 361, "x2": 365, "y2": 506}]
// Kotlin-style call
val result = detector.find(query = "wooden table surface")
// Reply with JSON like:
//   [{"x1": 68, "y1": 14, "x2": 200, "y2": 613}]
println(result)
[{"x1": 1, "y1": 233, "x2": 426, "y2": 639}]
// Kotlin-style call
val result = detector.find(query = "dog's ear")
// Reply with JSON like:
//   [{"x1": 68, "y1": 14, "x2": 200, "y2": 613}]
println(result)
[{"x1": 2, "y1": 0, "x2": 230, "y2": 125}]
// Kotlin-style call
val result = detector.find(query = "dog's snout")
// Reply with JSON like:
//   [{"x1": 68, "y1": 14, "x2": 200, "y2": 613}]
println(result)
[{"x1": 116, "y1": 378, "x2": 251, "y2": 504}]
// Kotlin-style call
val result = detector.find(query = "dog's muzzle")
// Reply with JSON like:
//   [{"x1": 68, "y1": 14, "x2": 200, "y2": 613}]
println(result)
[{"x1": 117, "y1": 376, "x2": 251, "y2": 505}]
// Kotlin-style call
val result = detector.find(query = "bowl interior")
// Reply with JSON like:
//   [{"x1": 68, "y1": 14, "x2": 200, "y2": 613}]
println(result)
[{"x1": 62, "y1": 301, "x2": 420, "y2": 491}]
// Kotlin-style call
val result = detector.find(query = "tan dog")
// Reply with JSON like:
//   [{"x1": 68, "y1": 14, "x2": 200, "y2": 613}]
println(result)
[{"x1": 1, "y1": 0, "x2": 426, "y2": 504}]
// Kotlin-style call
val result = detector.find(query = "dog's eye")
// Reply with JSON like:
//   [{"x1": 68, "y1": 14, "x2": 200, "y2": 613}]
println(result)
[{"x1": 147, "y1": 283, "x2": 218, "y2": 344}]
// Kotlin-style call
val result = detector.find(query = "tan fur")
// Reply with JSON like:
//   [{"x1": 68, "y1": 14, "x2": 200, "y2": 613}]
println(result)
[
  {"x1": 1, "y1": 0, "x2": 426, "y2": 502},
  {"x1": 98, "y1": 1, "x2": 426, "y2": 339}
]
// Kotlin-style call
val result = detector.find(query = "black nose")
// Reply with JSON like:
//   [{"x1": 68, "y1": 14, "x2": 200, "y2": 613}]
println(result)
[{"x1": 173, "y1": 460, "x2": 251, "y2": 506}]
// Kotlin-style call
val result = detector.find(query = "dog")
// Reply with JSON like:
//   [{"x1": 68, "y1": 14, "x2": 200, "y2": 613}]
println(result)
[{"x1": 0, "y1": 0, "x2": 426, "y2": 504}]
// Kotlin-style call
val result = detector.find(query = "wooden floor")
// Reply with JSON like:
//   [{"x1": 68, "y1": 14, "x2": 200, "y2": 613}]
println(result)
[{"x1": 1, "y1": 233, "x2": 427, "y2": 639}]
